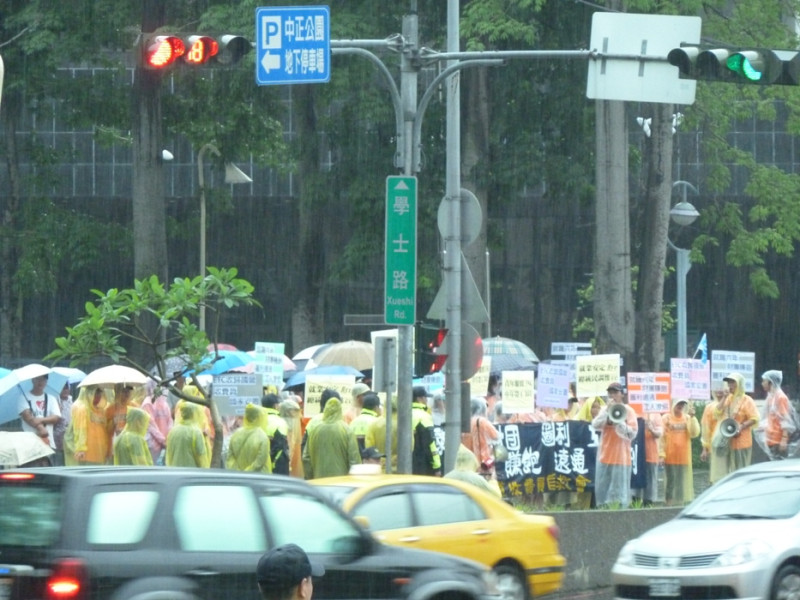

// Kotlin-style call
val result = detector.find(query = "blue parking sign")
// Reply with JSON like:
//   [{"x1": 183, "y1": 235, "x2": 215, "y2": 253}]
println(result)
[{"x1": 255, "y1": 6, "x2": 331, "y2": 86}]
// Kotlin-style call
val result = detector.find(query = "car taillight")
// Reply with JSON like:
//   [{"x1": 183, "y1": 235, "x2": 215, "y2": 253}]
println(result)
[
  {"x1": 548, "y1": 523, "x2": 561, "y2": 542},
  {"x1": 47, "y1": 559, "x2": 88, "y2": 600}
]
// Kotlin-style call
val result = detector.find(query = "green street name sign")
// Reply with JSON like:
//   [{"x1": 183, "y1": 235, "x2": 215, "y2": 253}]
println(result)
[{"x1": 385, "y1": 176, "x2": 417, "y2": 325}]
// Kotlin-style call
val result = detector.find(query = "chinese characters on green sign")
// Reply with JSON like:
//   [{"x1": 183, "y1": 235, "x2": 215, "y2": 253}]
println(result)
[{"x1": 384, "y1": 176, "x2": 417, "y2": 325}]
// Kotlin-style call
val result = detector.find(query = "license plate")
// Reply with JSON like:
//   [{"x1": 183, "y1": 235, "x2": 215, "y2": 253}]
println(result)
[
  {"x1": 0, "y1": 578, "x2": 11, "y2": 600},
  {"x1": 648, "y1": 578, "x2": 681, "y2": 597}
]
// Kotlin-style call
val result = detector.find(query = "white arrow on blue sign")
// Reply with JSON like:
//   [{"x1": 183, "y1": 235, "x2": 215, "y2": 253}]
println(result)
[{"x1": 255, "y1": 6, "x2": 330, "y2": 86}]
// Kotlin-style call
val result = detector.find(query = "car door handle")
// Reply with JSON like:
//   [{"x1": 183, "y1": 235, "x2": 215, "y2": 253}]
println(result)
[
  {"x1": 471, "y1": 529, "x2": 491, "y2": 536},
  {"x1": 185, "y1": 569, "x2": 221, "y2": 577},
  {"x1": 398, "y1": 536, "x2": 421, "y2": 542}
]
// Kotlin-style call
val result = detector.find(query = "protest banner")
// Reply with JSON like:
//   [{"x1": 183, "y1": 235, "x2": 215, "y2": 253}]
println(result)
[{"x1": 627, "y1": 372, "x2": 671, "y2": 415}]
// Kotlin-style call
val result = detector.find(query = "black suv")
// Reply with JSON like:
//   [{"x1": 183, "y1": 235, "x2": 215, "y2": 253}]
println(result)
[{"x1": 0, "y1": 467, "x2": 498, "y2": 600}]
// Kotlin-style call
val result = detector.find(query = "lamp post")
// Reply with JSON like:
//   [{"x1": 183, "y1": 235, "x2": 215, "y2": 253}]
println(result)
[
  {"x1": 669, "y1": 180, "x2": 700, "y2": 358},
  {"x1": 197, "y1": 143, "x2": 253, "y2": 332}
]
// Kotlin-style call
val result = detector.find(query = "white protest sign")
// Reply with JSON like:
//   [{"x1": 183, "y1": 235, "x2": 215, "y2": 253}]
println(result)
[
  {"x1": 670, "y1": 358, "x2": 711, "y2": 401},
  {"x1": 253, "y1": 341, "x2": 286, "y2": 389},
  {"x1": 710, "y1": 350, "x2": 756, "y2": 392},
  {"x1": 304, "y1": 374, "x2": 357, "y2": 418},
  {"x1": 536, "y1": 363, "x2": 571, "y2": 409},
  {"x1": 212, "y1": 372, "x2": 263, "y2": 417},
  {"x1": 575, "y1": 354, "x2": 620, "y2": 398},
  {"x1": 501, "y1": 371, "x2": 535, "y2": 413}
]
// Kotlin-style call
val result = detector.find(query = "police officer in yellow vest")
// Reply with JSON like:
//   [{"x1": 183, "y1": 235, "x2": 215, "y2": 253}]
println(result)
[
  {"x1": 350, "y1": 392, "x2": 381, "y2": 452},
  {"x1": 411, "y1": 387, "x2": 442, "y2": 476}
]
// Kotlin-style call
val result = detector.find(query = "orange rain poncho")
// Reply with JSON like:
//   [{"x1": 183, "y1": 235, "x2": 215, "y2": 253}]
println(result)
[
  {"x1": 64, "y1": 386, "x2": 110, "y2": 465},
  {"x1": 113, "y1": 407, "x2": 153, "y2": 466},
  {"x1": 226, "y1": 404, "x2": 272, "y2": 473}
]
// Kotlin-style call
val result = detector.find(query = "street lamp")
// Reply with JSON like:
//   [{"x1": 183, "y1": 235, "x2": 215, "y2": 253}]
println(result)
[
  {"x1": 669, "y1": 180, "x2": 700, "y2": 358},
  {"x1": 197, "y1": 143, "x2": 252, "y2": 332}
]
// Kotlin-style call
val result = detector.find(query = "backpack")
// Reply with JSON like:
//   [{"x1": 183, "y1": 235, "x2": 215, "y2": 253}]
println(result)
[
  {"x1": 412, "y1": 422, "x2": 437, "y2": 476},
  {"x1": 270, "y1": 430, "x2": 290, "y2": 476}
]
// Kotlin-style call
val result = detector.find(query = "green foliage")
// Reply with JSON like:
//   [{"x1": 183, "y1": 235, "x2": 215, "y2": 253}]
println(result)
[{"x1": 45, "y1": 267, "x2": 261, "y2": 380}]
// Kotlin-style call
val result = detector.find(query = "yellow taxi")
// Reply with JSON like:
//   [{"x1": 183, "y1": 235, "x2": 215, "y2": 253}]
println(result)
[{"x1": 313, "y1": 473, "x2": 565, "y2": 600}]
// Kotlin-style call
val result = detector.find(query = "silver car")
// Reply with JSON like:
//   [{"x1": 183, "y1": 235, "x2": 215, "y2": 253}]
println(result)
[{"x1": 612, "y1": 460, "x2": 800, "y2": 600}]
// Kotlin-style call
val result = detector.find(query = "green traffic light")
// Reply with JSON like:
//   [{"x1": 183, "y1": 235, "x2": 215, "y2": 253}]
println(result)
[{"x1": 727, "y1": 53, "x2": 763, "y2": 81}]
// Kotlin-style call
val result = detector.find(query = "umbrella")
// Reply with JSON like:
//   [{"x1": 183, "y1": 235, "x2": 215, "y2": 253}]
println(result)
[
  {"x1": 79, "y1": 365, "x2": 149, "y2": 388},
  {"x1": 485, "y1": 354, "x2": 537, "y2": 375},
  {"x1": 283, "y1": 365, "x2": 364, "y2": 389},
  {"x1": 291, "y1": 343, "x2": 332, "y2": 372},
  {"x1": 482, "y1": 336, "x2": 540, "y2": 363},
  {"x1": 0, "y1": 365, "x2": 70, "y2": 426},
  {"x1": 206, "y1": 342, "x2": 238, "y2": 352},
  {"x1": 314, "y1": 340, "x2": 375, "y2": 371},
  {"x1": 0, "y1": 431, "x2": 55, "y2": 467},
  {"x1": 52, "y1": 366, "x2": 87, "y2": 385},
  {"x1": 150, "y1": 355, "x2": 191, "y2": 378},
  {"x1": 197, "y1": 349, "x2": 255, "y2": 376}
]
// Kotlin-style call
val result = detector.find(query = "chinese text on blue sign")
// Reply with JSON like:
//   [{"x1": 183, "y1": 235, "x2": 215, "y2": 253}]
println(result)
[{"x1": 255, "y1": 6, "x2": 330, "y2": 85}]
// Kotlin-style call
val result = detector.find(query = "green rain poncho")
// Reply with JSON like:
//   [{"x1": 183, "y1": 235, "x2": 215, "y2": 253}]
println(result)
[
  {"x1": 113, "y1": 406, "x2": 154, "y2": 466},
  {"x1": 226, "y1": 404, "x2": 272, "y2": 473},
  {"x1": 304, "y1": 398, "x2": 361, "y2": 479},
  {"x1": 166, "y1": 403, "x2": 210, "y2": 468}
]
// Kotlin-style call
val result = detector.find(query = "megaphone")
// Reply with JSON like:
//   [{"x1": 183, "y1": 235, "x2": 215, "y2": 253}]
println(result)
[
  {"x1": 720, "y1": 418, "x2": 739, "y2": 438},
  {"x1": 609, "y1": 403, "x2": 627, "y2": 424}
]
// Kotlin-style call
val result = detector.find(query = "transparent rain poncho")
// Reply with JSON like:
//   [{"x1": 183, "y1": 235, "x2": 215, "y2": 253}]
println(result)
[
  {"x1": 226, "y1": 403, "x2": 272, "y2": 473},
  {"x1": 113, "y1": 406, "x2": 153, "y2": 466},
  {"x1": 754, "y1": 370, "x2": 800, "y2": 460}
]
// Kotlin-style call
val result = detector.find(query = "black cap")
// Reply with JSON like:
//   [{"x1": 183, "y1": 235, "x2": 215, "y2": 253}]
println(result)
[
  {"x1": 412, "y1": 386, "x2": 431, "y2": 399},
  {"x1": 361, "y1": 446, "x2": 385, "y2": 460},
  {"x1": 606, "y1": 382, "x2": 623, "y2": 392},
  {"x1": 257, "y1": 543, "x2": 324, "y2": 587}
]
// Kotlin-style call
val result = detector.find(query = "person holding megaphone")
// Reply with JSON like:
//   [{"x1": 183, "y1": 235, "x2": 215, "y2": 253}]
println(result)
[{"x1": 591, "y1": 382, "x2": 639, "y2": 508}]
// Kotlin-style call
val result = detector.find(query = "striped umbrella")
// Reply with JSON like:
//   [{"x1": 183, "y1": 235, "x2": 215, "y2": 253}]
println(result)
[{"x1": 481, "y1": 337, "x2": 539, "y2": 363}]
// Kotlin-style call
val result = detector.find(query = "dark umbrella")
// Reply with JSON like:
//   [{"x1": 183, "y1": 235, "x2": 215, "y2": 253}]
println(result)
[
  {"x1": 487, "y1": 354, "x2": 538, "y2": 376},
  {"x1": 282, "y1": 365, "x2": 364, "y2": 390}
]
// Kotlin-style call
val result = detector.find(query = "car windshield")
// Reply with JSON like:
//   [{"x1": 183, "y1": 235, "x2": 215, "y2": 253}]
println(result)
[
  {"x1": 0, "y1": 474, "x2": 62, "y2": 547},
  {"x1": 681, "y1": 472, "x2": 800, "y2": 520}
]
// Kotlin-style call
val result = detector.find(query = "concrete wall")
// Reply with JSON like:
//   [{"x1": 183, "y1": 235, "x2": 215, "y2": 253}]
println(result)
[{"x1": 550, "y1": 507, "x2": 681, "y2": 593}]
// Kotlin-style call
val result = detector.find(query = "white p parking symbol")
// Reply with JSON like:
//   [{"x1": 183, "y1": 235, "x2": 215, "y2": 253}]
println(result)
[{"x1": 261, "y1": 16, "x2": 282, "y2": 50}]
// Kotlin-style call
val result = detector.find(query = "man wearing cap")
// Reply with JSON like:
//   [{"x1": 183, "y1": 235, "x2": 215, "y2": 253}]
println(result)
[
  {"x1": 345, "y1": 382, "x2": 371, "y2": 424},
  {"x1": 591, "y1": 382, "x2": 638, "y2": 508},
  {"x1": 349, "y1": 392, "x2": 381, "y2": 452},
  {"x1": 256, "y1": 543, "x2": 324, "y2": 600},
  {"x1": 411, "y1": 387, "x2": 442, "y2": 476}
]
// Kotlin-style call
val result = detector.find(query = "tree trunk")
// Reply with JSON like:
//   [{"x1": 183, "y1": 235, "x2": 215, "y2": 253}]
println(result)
[
  {"x1": 0, "y1": 102, "x2": 22, "y2": 358},
  {"x1": 594, "y1": 99, "x2": 634, "y2": 360},
  {"x1": 634, "y1": 104, "x2": 674, "y2": 371},
  {"x1": 461, "y1": 67, "x2": 490, "y2": 336},
  {"x1": 291, "y1": 86, "x2": 326, "y2": 353}
]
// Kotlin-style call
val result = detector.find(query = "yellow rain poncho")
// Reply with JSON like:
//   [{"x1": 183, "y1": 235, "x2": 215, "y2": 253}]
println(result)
[
  {"x1": 444, "y1": 444, "x2": 502, "y2": 497},
  {"x1": 280, "y1": 397, "x2": 304, "y2": 478},
  {"x1": 166, "y1": 402, "x2": 210, "y2": 468},
  {"x1": 226, "y1": 404, "x2": 272, "y2": 472},
  {"x1": 64, "y1": 386, "x2": 110, "y2": 465},
  {"x1": 662, "y1": 399, "x2": 700, "y2": 505},
  {"x1": 113, "y1": 407, "x2": 153, "y2": 466}
]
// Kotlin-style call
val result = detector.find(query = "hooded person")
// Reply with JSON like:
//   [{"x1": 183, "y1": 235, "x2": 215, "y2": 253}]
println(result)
[
  {"x1": 755, "y1": 370, "x2": 799, "y2": 460},
  {"x1": 444, "y1": 444, "x2": 502, "y2": 497},
  {"x1": 662, "y1": 398, "x2": 700, "y2": 505},
  {"x1": 166, "y1": 402, "x2": 210, "y2": 468},
  {"x1": 591, "y1": 382, "x2": 638, "y2": 508},
  {"x1": 700, "y1": 382, "x2": 730, "y2": 485},
  {"x1": 113, "y1": 406, "x2": 154, "y2": 466},
  {"x1": 226, "y1": 403, "x2": 272, "y2": 473},
  {"x1": 280, "y1": 396, "x2": 304, "y2": 478},
  {"x1": 64, "y1": 386, "x2": 110, "y2": 466},
  {"x1": 302, "y1": 397, "x2": 361, "y2": 479},
  {"x1": 712, "y1": 372, "x2": 760, "y2": 479}
]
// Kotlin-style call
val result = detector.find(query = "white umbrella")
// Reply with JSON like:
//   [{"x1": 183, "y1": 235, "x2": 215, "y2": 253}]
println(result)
[
  {"x1": 52, "y1": 366, "x2": 87, "y2": 385},
  {"x1": 79, "y1": 365, "x2": 149, "y2": 388},
  {"x1": 0, "y1": 365, "x2": 69, "y2": 426},
  {"x1": 0, "y1": 431, "x2": 55, "y2": 467},
  {"x1": 314, "y1": 340, "x2": 375, "y2": 371}
]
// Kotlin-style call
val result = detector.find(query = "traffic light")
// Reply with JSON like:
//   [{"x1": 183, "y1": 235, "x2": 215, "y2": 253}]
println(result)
[
  {"x1": 141, "y1": 34, "x2": 251, "y2": 70},
  {"x1": 415, "y1": 323, "x2": 448, "y2": 377},
  {"x1": 667, "y1": 45, "x2": 800, "y2": 85}
]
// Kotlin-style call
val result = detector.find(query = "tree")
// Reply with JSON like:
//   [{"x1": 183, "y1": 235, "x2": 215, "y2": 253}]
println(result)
[{"x1": 45, "y1": 267, "x2": 261, "y2": 467}]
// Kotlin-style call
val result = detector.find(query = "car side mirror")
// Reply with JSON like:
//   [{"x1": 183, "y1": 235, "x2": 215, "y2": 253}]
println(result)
[{"x1": 353, "y1": 515, "x2": 371, "y2": 530}]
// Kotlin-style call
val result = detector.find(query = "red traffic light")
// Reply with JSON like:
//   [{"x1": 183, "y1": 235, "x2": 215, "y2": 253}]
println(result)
[
  {"x1": 184, "y1": 36, "x2": 219, "y2": 65},
  {"x1": 143, "y1": 35, "x2": 185, "y2": 69}
]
